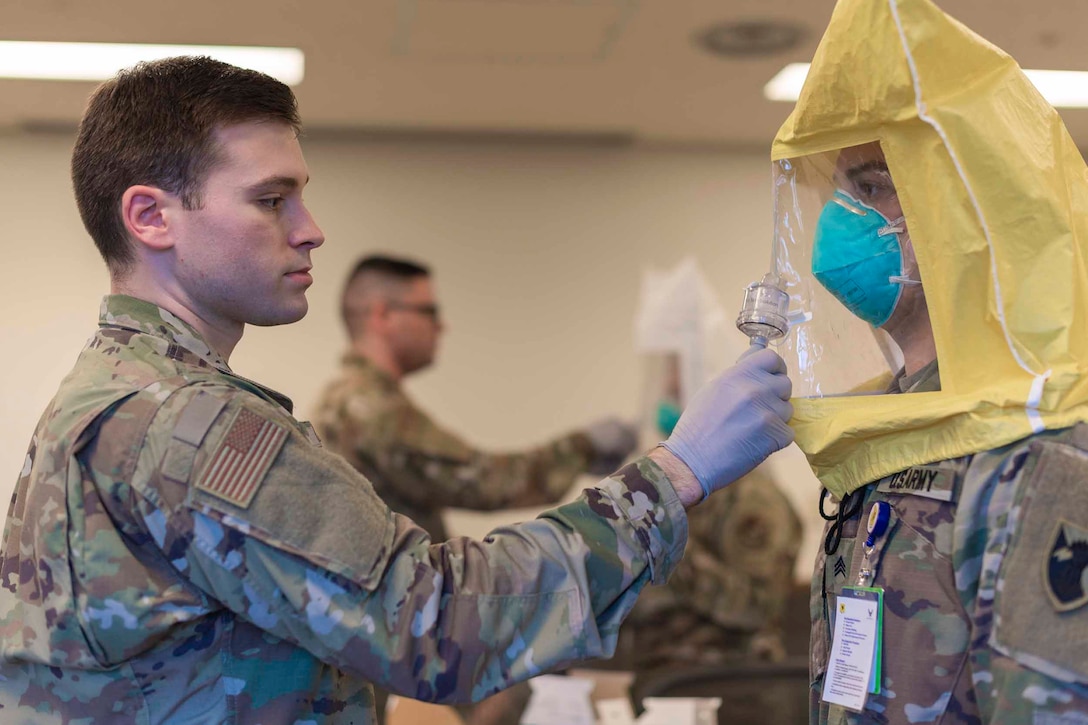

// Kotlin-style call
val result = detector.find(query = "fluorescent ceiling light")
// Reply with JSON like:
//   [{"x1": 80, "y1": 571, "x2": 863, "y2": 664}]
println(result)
[
  {"x1": 0, "y1": 41, "x2": 304, "y2": 85},
  {"x1": 763, "y1": 62, "x2": 811, "y2": 103},
  {"x1": 765, "y1": 62, "x2": 1088, "y2": 108},
  {"x1": 1021, "y1": 70, "x2": 1088, "y2": 109}
]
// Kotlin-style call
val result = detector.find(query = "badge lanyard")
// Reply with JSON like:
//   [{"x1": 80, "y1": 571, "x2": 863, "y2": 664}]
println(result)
[
  {"x1": 857, "y1": 501, "x2": 891, "y2": 587},
  {"x1": 822, "y1": 501, "x2": 891, "y2": 712}
]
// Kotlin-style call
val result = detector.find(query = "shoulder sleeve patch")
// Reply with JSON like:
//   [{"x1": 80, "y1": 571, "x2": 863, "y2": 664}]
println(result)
[
  {"x1": 994, "y1": 440, "x2": 1088, "y2": 683},
  {"x1": 196, "y1": 407, "x2": 288, "y2": 508}
]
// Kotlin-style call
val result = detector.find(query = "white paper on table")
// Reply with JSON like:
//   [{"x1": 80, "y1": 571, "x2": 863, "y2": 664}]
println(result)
[
  {"x1": 519, "y1": 674, "x2": 596, "y2": 725},
  {"x1": 596, "y1": 697, "x2": 637, "y2": 725},
  {"x1": 636, "y1": 697, "x2": 722, "y2": 725}
]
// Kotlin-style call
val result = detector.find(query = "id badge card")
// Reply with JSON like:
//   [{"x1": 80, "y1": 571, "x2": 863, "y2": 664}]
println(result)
[{"x1": 822, "y1": 586, "x2": 884, "y2": 712}]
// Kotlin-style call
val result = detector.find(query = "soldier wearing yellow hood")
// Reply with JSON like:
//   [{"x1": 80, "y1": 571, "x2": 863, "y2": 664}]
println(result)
[{"x1": 768, "y1": 0, "x2": 1088, "y2": 722}]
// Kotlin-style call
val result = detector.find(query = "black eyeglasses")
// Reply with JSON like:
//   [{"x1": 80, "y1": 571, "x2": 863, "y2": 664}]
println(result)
[{"x1": 387, "y1": 302, "x2": 441, "y2": 323}]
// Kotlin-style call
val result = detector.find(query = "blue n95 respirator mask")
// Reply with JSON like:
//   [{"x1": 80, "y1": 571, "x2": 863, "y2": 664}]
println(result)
[
  {"x1": 655, "y1": 399, "x2": 682, "y2": 437},
  {"x1": 811, "y1": 190, "x2": 915, "y2": 327}
]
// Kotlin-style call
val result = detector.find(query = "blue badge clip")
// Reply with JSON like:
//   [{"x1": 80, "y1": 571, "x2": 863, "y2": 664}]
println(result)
[{"x1": 865, "y1": 501, "x2": 892, "y2": 547}]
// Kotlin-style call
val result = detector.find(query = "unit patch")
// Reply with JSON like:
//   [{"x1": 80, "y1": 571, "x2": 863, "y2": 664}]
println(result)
[
  {"x1": 197, "y1": 407, "x2": 288, "y2": 509},
  {"x1": 1046, "y1": 520, "x2": 1088, "y2": 612}
]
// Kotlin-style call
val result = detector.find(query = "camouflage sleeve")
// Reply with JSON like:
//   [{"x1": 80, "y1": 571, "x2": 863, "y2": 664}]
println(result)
[
  {"x1": 957, "y1": 435, "x2": 1088, "y2": 723},
  {"x1": 669, "y1": 469, "x2": 801, "y2": 632},
  {"x1": 135, "y1": 386, "x2": 687, "y2": 704},
  {"x1": 346, "y1": 388, "x2": 594, "y2": 511}
]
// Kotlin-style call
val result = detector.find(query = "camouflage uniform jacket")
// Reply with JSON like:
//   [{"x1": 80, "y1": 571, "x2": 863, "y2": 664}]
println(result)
[
  {"x1": 618, "y1": 466, "x2": 802, "y2": 668},
  {"x1": 312, "y1": 354, "x2": 594, "y2": 541},
  {"x1": 812, "y1": 365, "x2": 1088, "y2": 724},
  {"x1": 0, "y1": 295, "x2": 688, "y2": 724}
]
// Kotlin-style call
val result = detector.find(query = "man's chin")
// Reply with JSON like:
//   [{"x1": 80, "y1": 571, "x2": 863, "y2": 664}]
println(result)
[
  {"x1": 402, "y1": 357, "x2": 435, "y2": 376},
  {"x1": 249, "y1": 301, "x2": 309, "y2": 327}
]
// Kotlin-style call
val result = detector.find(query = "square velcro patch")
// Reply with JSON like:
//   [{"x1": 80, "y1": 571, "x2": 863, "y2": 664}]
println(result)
[{"x1": 196, "y1": 407, "x2": 288, "y2": 508}]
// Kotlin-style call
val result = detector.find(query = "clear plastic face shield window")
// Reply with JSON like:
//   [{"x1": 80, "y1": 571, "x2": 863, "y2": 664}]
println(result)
[{"x1": 768, "y1": 142, "x2": 937, "y2": 398}]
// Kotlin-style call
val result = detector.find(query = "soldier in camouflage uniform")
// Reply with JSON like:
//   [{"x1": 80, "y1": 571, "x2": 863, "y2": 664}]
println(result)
[
  {"x1": 0, "y1": 56, "x2": 795, "y2": 723},
  {"x1": 313, "y1": 255, "x2": 639, "y2": 544},
  {"x1": 812, "y1": 426, "x2": 1088, "y2": 725},
  {"x1": 759, "y1": 2, "x2": 1088, "y2": 722},
  {"x1": 800, "y1": 104, "x2": 1088, "y2": 722}
]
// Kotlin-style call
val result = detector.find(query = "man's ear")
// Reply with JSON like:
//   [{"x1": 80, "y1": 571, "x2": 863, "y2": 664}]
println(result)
[
  {"x1": 368, "y1": 299, "x2": 391, "y2": 329},
  {"x1": 121, "y1": 185, "x2": 176, "y2": 252},
  {"x1": 362, "y1": 298, "x2": 404, "y2": 339}
]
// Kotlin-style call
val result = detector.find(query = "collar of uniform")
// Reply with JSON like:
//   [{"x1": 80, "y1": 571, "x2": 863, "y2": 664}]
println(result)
[
  {"x1": 901, "y1": 359, "x2": 941, "y2": 393},
  {"x1": 342, "y1": 353, "x2": 400, "y2": 391},
  {"x1": 99, "y1": 294, "x2": 297, "y2": 414},
  {"x1": 885, "y1": 358, "x2": 942, "y2": 395},
  {"x1": 100, "y1": 294, "x2": 232, "y2": 371}
]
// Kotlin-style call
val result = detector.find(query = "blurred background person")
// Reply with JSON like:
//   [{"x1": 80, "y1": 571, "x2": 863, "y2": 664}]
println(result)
[{"x1": 315, "y1": 254, "x2": 638, "y2": 541}]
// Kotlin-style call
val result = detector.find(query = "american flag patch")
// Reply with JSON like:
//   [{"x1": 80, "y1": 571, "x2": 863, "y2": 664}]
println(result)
[{"x1": 196, "y1": 408, "x2": 288, "y2": 508}]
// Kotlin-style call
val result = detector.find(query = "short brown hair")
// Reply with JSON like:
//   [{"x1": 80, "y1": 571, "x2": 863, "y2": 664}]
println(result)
[
  {"x1": 71, "y1": 56, "x2": 301, "y2": 273},
  {"x1": 341, "y1": 255, "x2": 432, "y2": 337}
]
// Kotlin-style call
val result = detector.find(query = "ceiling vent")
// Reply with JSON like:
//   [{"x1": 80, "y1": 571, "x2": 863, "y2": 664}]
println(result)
[{"x1": 695, "y1": 20, "x2": 806, "y2": 58}]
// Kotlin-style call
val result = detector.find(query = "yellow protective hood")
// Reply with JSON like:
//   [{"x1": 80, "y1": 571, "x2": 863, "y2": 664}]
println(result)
[{"x1": 773, "y1": 0, "x2": 1088, "y2": 497}]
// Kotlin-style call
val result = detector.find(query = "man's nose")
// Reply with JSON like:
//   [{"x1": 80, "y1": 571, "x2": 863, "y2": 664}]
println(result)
[{"x1": 291, "y1": 204, "x2": 325, "y2": 249}]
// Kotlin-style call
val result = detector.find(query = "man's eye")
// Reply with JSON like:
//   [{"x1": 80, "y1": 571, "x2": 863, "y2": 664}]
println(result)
[
  {"x1": 259, "y1": 197, "x2": 284, "y2": 210},
  {"x1": 854, "y1": 180, "x2": 893, "y2": 203}
]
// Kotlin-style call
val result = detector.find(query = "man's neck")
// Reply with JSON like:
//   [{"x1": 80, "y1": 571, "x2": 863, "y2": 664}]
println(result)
[
  {"x1": 351, "y1": 338, "x2": 404, "y2": 382},
  {"x1": 883, "y1": 291, "x2": 936, "y2": 377},
  {"x1": 111, "y1": 277, "x2": 242, "y2": 362},
  {"x1": 884, "y1": 319, "x2": 936, "y2": 377}
]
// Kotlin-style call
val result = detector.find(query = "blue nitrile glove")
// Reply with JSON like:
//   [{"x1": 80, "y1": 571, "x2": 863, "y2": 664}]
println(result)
[{"x1": 660, "y1": 347, "x2": 793, "y2": 499}]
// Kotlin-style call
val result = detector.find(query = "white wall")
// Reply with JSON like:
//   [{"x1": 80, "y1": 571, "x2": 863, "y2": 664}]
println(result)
[{"x1": 0, "y1": 131, "x2": 822, "y2": 581}]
